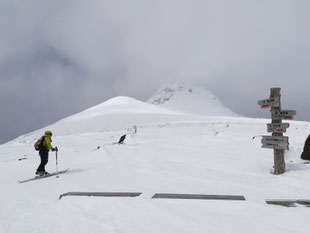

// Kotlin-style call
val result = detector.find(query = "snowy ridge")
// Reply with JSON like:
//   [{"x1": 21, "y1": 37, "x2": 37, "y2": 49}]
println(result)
[
  {"x1": 148, "y1": 83, "x2": 239, "y2": 117},
  {"x1": 37, "y1": 96, "x2": 205, "y2": 137}
]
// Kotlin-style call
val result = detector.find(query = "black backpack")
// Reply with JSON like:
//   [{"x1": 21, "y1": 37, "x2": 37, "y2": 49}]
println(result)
[{"x1": 34, "y1": 136, "x2": 45, "y2": 151}]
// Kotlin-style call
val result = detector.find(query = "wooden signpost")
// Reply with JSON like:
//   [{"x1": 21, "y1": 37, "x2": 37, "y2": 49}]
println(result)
[
  {"x1": 257, "y1": 97, "x2": 280, "y2": 108},
  {"x1": 267, "y1": 123, "x2": 290, "y2": 133},
  {"x1": 271, "y1": 110, "x2": 296, "y2": 120},
  {"x1": 257, "y1": 88, "x2": 296, "y2": 175}
]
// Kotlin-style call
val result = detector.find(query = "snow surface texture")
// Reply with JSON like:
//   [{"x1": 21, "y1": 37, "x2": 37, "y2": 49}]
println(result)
[
  {"x1": 1, "y1": 89, "x2": 310, "y2": 233},
  {"x1": 148, "y1": 83, "x2": 239, "y2": 117}
]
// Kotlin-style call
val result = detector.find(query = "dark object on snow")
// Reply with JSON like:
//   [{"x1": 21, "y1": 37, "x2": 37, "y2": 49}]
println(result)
[
  {"x1": 18, "y1": 158, "x2": 28, "y2": 161},
  {"x1": 301, "y1": 135, "x2": 310, "y2": 161},
  {"x1": 152, "y1": 193, "x2": 246, "y2": 201},
  {"x1": 59, "y1": 192, "x2": 142, "y2": 200},
  {"x1": 118, "y1": 134, "x2": 126, "y2": 144},
  {"x1": 266, "y1": 199, "x2": 310, "y2": 207}
]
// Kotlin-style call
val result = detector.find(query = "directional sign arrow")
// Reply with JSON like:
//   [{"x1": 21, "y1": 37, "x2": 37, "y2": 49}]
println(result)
[
  {"x1": 267, "y1": 123, "x2": 290, "y2": 133},
  {"x1": 261, "y1": 136, "x2": 289, "y2": 150},
  {"x1": 257, "y1": 97, "x2": 280, "y2": 108},
  {"x1": 261, "y1": 136, "x2": 289, "y2": 144},
  {"x1": 261, "y1": 141, "x2": 289, "y2": 150},
  {"x1": 272, "y1": 110, "x2": 296, "y2": 120}
]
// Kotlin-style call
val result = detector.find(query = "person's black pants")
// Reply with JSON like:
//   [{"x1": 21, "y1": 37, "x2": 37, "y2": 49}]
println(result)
[{"x1": 37, "y1": 150, "x2": 49, "y2": 172}]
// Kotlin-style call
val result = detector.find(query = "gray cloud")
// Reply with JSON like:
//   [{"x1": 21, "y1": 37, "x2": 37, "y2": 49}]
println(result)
[{"x1": 1, "y1": 0, "x2": 310, "y2": 143}]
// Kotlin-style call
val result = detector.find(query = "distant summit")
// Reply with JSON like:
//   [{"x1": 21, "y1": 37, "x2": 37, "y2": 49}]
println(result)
[{"x1": 147, "y1": 83, "x2": 239, "y2": 117}]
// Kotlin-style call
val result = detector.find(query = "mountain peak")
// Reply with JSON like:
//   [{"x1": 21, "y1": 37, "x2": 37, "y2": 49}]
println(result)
[{"x1": 147, "y1": 83, "x2": 238, "y2": 116}]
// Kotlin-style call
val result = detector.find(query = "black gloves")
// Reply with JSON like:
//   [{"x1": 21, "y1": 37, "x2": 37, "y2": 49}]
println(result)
[{"x1": 52, "y1": 147, "x2": 58, "y2": 152}]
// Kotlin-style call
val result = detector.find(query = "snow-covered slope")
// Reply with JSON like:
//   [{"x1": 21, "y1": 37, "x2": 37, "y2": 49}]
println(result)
[
  {"x1": 1, "y1": 94, "x2": 310, "y2": 233},
  {"x1": 48, "y1": 96, "x2": 194, "y2": 135},
  {"x1": 20, "y1": 96, "x2": 205, "y2": 139},
  {"x1": 148, "y1": 83, "x2": 238, "y2": 116}
]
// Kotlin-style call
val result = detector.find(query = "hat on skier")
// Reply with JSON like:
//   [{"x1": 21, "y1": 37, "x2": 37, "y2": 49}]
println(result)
[{"x1": 45, "y1": 131, "x2": 52, "y2": 136}]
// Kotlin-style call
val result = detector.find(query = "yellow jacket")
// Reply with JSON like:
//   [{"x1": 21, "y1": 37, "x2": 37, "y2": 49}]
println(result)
[{"x1": 43, "y1": 131, "x2": 55, "y2": 150}]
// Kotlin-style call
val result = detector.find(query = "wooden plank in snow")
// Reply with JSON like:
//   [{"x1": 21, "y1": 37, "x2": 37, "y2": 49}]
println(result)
[
  {"x1": 266, "y1": 199, "x2": 296, "y2": 207},
  {"x1": 296, "y1": 199, "x2": 310, "y2": 206},
  {"x1": 59, "y1": 192, "x2": 142, "y2": 200},
  {"x1": 152, "y1": 193, "x2": 246, "y2": 201},
  {"x1": 266, "y1": 199, "x2": 310, "y2": 207}
]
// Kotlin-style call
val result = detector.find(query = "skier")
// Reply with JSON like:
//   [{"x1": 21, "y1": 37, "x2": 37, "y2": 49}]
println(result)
[{"x1": 36, "y1": 131, "x2": 58, "y2": 176}]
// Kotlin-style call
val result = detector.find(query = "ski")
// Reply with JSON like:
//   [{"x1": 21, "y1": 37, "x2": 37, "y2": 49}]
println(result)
[{"x1": 18, "y1": 169, "x2": 69, "y2": 184}]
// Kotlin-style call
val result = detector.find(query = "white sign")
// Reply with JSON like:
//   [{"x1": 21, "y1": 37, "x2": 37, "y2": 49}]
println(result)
[
  {"x1": 261, "y1": 136, "x2": 289, "y2": 144},
  {"x1": 267, "y1": 123, "x2": 290, "y2": 133},
  {"x1": 261, "y1": 136, "x2": 289, "y2": 150},
  {"x1": 257, "y1": 97, "x2": 280, "y2": 108},
  {"x1": 261, "y1": 141, "x2": 289, "y2": 150},
  {"x1": 272, "y1": 110, "x2": 296, "y2": 120}
]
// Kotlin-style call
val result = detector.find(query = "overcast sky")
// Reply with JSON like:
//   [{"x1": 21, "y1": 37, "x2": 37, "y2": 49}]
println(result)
[{"x1": 1, "y1": 0, "x2": 310, "y2": 144}]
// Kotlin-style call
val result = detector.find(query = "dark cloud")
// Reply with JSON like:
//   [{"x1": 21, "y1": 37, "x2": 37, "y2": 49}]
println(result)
[{"x1": 1, "y1": 0, "x2": 310, "y2": 143}]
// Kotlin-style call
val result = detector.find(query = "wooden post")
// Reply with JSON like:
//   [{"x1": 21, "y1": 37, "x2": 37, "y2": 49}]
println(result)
[
  {"x1": 270, "y1": 88, "x2": 285, "y2": 174},
  {"x1": 152, "y1": 193, "x2": 246, "y2": 201},
  {"x1": 59, "y1": 192, "x2": 142, "y2": 200}
]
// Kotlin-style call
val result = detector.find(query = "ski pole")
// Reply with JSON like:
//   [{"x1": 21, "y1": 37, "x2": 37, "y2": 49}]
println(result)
[{"x1": 55, "y1": 147, "x2": 59, "y2": 174}]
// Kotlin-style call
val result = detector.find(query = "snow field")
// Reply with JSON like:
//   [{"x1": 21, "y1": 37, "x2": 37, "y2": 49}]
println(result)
[
  {"x1": 1, "y1": 90, "x2": 310, "y2": 233},
  {"x1": 1, "y1": 117, "x2": 310, "y2": 233}
]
